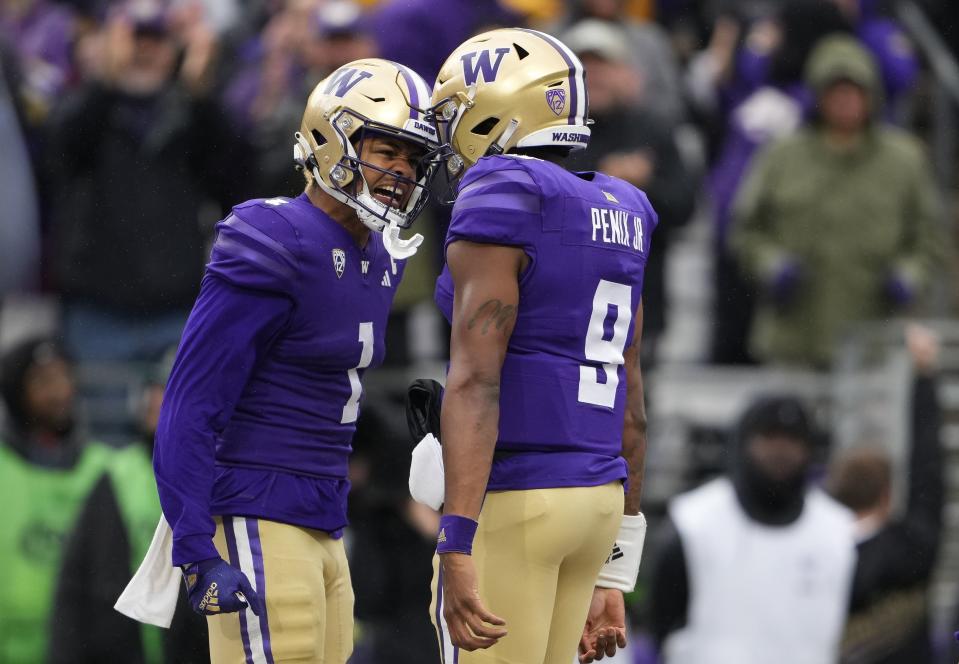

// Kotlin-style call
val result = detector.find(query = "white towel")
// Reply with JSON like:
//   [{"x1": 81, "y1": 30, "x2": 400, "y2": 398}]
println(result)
[
  {"x1": 409, "y1": 433, "x2": 445, "y2": 510},
  {"x1": 114, "y1": 514, "x2": 181, "y2": 628}
]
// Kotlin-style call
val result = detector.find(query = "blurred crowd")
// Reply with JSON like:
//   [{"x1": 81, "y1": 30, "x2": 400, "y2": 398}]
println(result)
[{"x1": 0, "y1": 0, "x2": 957, "y2": 662}]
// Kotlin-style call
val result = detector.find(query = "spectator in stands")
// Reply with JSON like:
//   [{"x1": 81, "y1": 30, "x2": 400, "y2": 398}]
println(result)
[
  {"x1": 0, "y1": 39, "x2": 41, "y2": 304},
  {"x1": 829, "y1": 325, "x2": 943, "y2": 664},
  {"x1": 222, "y1": 3, "x2": 314, "y2": 198},
  {"x1": 564, "y1": 18, "x2": 696, "y2": 366},
  {"x1": 561, "y1": 0, "x2": 685, "y2": 123},
  {"x1": 648, "y1": 394, "x2": 858, "y2": 664},
  {"x1": 730, "y1": 35, "x2": 942, "y2": 368},
  {"x1": 304, "y1": 0, "x2": 378, "y2": 77},
  {"x1": 369, "y1": 0, "x2": 519, "y2": 81},
  {"x1": 50, "y1": 350, "x2": 210, "y2": 664},
  {"x1": 46, "y1": 0, "x2": 248, "y2": 363},
  {"x1": 0, "y1": 0, "x2": 76, "y2": 125},
  {"x1": 0, "y1": 337, "x2": 112, "y2": 663},
  {"x1": 224, "y1": 0, "x2": 378, "y2": 198},
  {"x1": 708, "y1": 0, "x2": 849, "y2": 364},
  {"x1": 686, "y1": 0, "x2": 918, "y2": 158},
  {"x1": 829, "y1": 0, "x2": 920, "y2": 119}
]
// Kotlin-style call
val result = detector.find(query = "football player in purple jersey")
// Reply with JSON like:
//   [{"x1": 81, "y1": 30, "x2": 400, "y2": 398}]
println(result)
[
  {"x1": 424, "y1": 28, "x2": 657, "y2": 664},
  {"x1": 152, "y1": 59, "x2": 440, "y2": 663}
]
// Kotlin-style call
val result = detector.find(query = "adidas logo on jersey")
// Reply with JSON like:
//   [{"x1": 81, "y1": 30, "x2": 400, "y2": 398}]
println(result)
[
  {"x1": 381, "y1": 271, "x2": 392, "y2": 287},
  {"x1": 437, "y1": 528, "x2": 447, "y2": 544},
  {"x1": 198, "y1": 582, "x2": 220, "y2": 613}
]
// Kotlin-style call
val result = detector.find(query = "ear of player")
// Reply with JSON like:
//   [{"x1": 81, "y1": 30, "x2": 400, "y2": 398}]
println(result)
[
  {"x1": 429, "y1": 27, "x2": 592, "y2": 177},
  {"x1": 293, "y1": 58, "x2": 445, "y2": 258},
  {"x1": 182, "y1": 557, "x2": 263, "y2": 616}
]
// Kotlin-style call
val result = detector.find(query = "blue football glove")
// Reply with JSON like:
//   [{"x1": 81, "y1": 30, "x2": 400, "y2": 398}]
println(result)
[
  {"x1": 768, "y1": 258, "x2": 803, "y2": 306},
  {"x1": 182, "y1": 557, "x2": 262, "y2": 616},
  {"x1": 885, "y1": 272, "x2": 915, "y2": 307}
]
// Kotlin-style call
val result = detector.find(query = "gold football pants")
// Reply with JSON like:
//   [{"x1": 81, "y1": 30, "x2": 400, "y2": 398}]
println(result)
[
  {"x1": 207, "y1": 516, "x2": 354, "y2": 663},
  {"x1": 430, "y1": 483, "x2": 624, "y2": 663}
]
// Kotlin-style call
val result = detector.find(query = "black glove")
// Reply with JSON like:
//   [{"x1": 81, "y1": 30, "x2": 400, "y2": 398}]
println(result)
[{"x1": 406, "y1": 378, "x2": 443, "y2": 442}]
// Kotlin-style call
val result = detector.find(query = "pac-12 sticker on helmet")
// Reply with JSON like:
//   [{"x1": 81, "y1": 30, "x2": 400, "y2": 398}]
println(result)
[{"x1": 546, "y1": 89, "x2": 566, "y2": 115}]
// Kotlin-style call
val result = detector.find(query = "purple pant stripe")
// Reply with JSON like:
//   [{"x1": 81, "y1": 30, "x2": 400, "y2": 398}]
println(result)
[
  {"x1": 246, "y1": 519, "x2": 275, "y2": 664},
  {"x1": 224, "y1": 517, "x2": 255, "y2": 664}
]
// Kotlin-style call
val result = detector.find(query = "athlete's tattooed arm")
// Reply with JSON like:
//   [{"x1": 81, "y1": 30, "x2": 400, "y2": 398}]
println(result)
[
  {"x1": 467, "y1": 299, "x2": 518, "y2": 336},
  {"x1": 442, "y1": 241, "x2": 524, "y2": 521},
  {"x1": 439, "y1": 240, "x2": 525, "y2": 652}
]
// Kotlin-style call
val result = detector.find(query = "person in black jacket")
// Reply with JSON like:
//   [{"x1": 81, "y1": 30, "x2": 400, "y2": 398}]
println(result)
[
  {"x1": 46, "y1": 1, "x2": 249, "y2": 363},
  {"x1": 49, "y1": 352, "x2": 209, "y2": 664},
  {"x1": 828, "y1": 325, "x2": 944, "y2": 664}
]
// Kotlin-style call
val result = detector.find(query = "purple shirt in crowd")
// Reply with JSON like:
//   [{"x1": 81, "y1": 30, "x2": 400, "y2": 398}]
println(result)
[
  {"x1": 370, "y1": 0, "x2": 519, "y2": 81},
  {"x1": 155, "y1": 194, "x2": 404, "y2": 565},
  {"x1": 435, "y1": 155, "x2": 658, "y2": 492}
]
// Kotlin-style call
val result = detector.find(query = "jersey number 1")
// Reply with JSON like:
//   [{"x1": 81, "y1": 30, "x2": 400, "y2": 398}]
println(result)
[
  {"x1": 341, "y1": 322, "x2": 374, "y2": 424},
  {"x1": 578, "y1": 280, "x2": 632, "y2": 408}
]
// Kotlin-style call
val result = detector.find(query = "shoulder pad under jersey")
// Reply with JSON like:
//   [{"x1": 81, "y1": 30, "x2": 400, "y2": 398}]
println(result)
[
  {"x1": 446, "y1": 156, "x2": 543, "y2": 248},
  {"x1": 206, "y1": 198, "x2": 301, "y2": 294}
]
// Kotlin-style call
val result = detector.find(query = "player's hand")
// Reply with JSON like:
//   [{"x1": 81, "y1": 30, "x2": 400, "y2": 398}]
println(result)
[
  {"x1": 183, "y1": 557, "x2": 262, "y2": 616},
  {"x1": 440, "y1": 553, "x2": 507, "y2": 651},
  {"x1": 578, "y1": 587, "x2": 627, "y2": 662}
]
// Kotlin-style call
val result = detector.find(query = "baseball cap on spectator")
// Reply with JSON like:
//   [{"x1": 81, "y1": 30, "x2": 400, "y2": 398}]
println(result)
[
  {"x1": 316, "y1": 0, "x2": 366, "y2": 38},
  {"x1": 122, "y1": 0, "x2": 171, "y2": 36},
  {"x1": 562, "y1": 19, "x2": 632, "y2": 64}
]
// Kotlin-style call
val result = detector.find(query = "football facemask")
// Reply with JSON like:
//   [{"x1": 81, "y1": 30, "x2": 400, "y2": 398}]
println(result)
[{"x1": 294, "y1": 59, "x2": 443, "y2": 257}]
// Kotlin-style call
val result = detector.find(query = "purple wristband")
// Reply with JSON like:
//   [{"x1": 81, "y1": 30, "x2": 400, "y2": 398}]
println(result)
[{"x1": 436, "y1": 514, "x2": 479, "y2": 555}]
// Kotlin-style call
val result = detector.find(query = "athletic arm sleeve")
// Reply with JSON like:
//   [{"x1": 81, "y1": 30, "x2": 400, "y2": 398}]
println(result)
[{"x1": 154, "y1": 211, "x2": 297, "y2": 565}]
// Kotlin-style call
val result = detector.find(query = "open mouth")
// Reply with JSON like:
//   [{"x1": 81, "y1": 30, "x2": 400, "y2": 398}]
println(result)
[{"x1": 372, "y1": 184, "x2": 406, "y2": 208}]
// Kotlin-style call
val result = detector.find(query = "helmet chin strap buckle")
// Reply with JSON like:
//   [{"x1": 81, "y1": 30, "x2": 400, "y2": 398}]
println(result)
[
  {"x1": 487, "y1": 119, "x2": 520, "y2": 156},
  {"x1": 382, "y1": 220, "x2": 423, "y2": 259}
]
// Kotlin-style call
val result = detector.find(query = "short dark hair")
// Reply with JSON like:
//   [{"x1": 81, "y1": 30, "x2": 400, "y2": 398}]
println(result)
[{"x1": 828, "y1": 446, "x2": 892, "y2": 512}]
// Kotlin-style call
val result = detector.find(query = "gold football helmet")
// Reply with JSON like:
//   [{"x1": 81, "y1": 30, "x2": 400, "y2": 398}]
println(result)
[
  {"x1": 430, "y1": 28, "x2": 590, "y2": 175},
  {"x1": 293, "y1": 59, "x2": 441, "y2": 258}
]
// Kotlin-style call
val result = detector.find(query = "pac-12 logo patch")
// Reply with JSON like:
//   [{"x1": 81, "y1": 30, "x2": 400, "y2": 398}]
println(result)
[
  {"x1": 546, "y1": 89, "x2": 566, "y2": 116},
  {"x1": 332, "y1": 248, "x2": 346, "y2": 278}
]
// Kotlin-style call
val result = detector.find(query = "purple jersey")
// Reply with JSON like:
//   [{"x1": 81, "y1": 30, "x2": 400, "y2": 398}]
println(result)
[
  {"x1": 155, "y1": 193, "x2": 404, "y2": 565},
  {"x1": 435, "y1": 155, "x2": 658, "y2": 492}
]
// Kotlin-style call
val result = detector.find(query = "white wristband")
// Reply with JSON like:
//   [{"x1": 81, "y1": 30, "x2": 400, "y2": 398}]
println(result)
[{"x1": 596, "y1": 513, "x2": 647, "y2": 593}]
